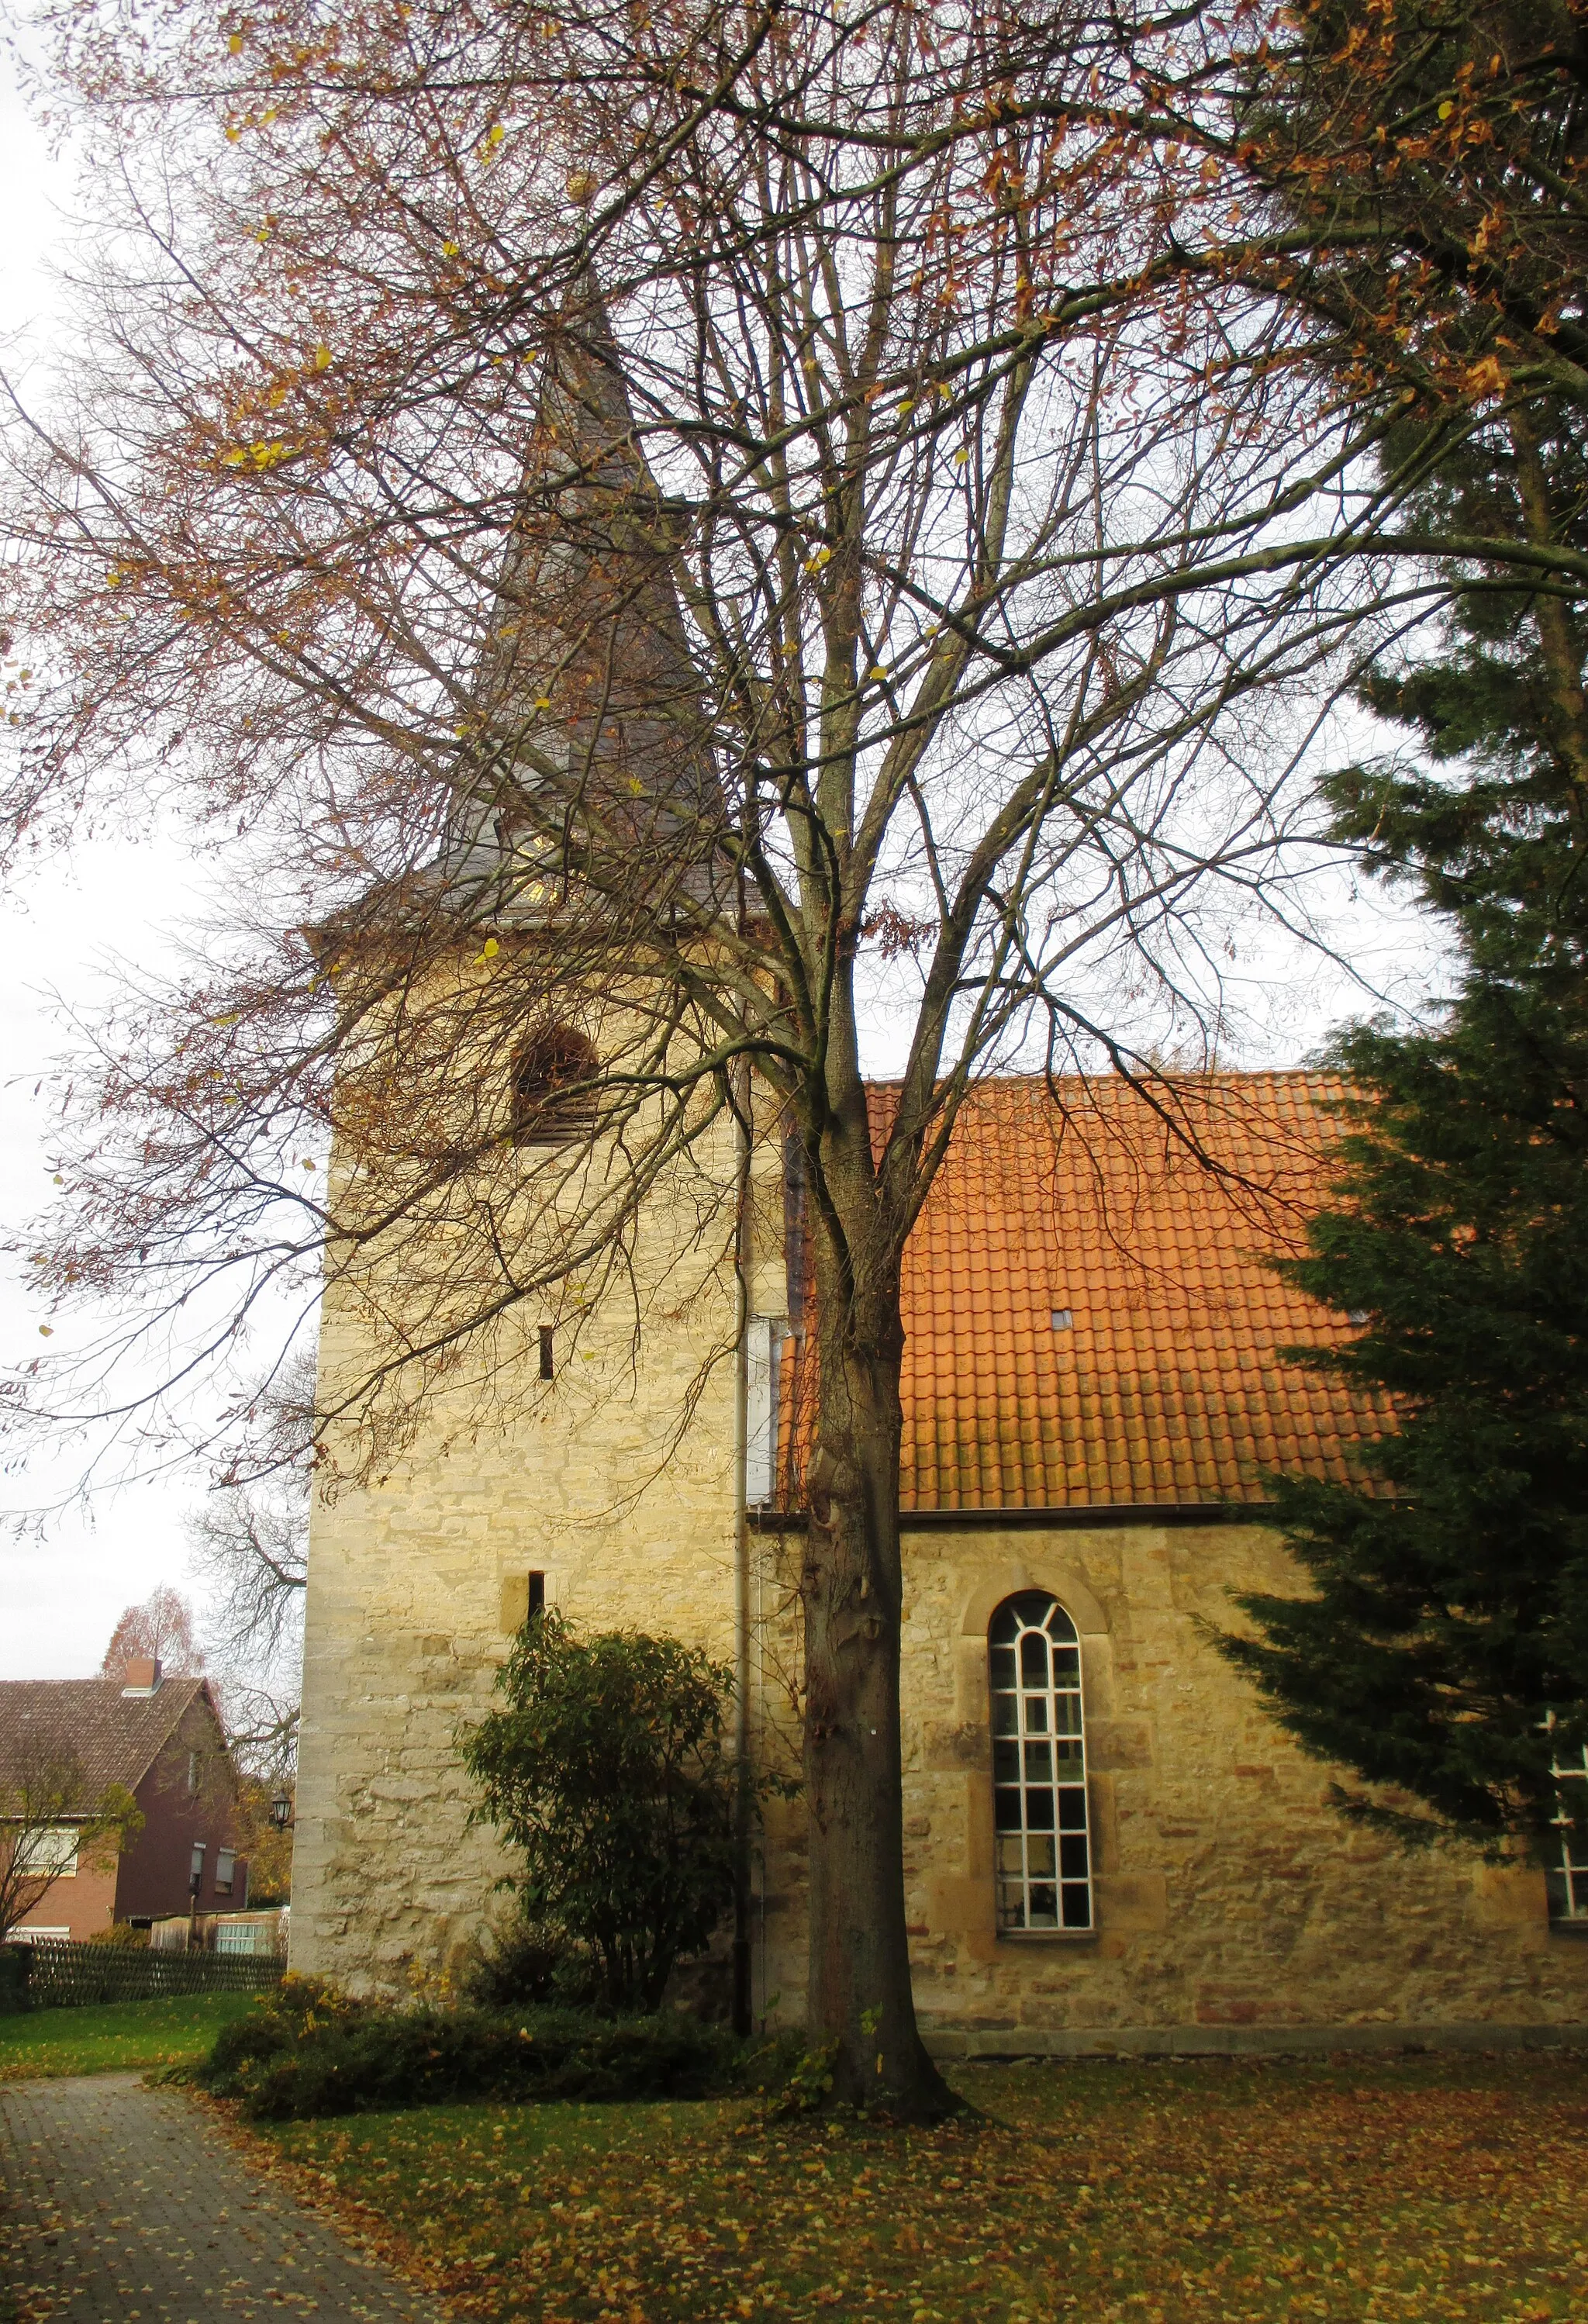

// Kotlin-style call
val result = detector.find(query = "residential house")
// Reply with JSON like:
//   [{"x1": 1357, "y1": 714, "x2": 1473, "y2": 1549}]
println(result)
[{"x1": 0, "y1": 1659, "x2": 248, "y2": 1940}]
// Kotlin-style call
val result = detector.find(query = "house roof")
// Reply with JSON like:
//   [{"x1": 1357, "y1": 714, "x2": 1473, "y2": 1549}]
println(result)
[
  {"x1": 0, "y1": 1676, "x2": 214, "y2": 1808},
  {"x1": 782, "y1": 1070, "x2": 1390, "y2": 1515}
]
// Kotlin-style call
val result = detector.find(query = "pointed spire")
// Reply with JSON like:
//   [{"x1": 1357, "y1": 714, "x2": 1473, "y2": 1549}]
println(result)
[{"x1": 447, "y1": 286, "x2": 726, "y2": 913}]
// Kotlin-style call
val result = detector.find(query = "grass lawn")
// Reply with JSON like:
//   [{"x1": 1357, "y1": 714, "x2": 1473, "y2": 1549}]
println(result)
[
  {"x1": 243, "y1": 2048, "x2": 1588, "y2": 2324},
  {"x1": 0, "y1": 1991, "x2": 259, "y2": 2082}
]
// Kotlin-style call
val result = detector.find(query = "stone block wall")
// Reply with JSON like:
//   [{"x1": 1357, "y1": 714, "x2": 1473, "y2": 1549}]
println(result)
[
  {"x1": 747, "y1": 1521, "x2": 1588, "y2": 2040},
  {"x1": 292, "y1": 1150, "x2": 746, "y2": 1995}
]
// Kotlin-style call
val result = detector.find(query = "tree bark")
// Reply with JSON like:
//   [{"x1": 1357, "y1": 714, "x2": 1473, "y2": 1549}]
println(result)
[{"x1": 799, "y1": 1144, "x2": 955, "y2": 2119}]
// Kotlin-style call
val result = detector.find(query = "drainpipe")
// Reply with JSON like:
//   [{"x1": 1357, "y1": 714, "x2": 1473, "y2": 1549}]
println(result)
[{"x1": 730, "y1": 1055, "x2": 754, "y2": 2037}]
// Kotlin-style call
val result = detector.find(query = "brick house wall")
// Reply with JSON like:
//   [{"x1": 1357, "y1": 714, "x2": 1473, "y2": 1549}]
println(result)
[{"x1": 113, "y1": 1693, "x2": 247, "y2": 1923}]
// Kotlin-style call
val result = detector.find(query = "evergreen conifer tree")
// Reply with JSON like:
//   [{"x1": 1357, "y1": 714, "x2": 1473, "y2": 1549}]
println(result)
[{"x1": 1220, "y1": 395, "x2": 1588, "y2": 1869}]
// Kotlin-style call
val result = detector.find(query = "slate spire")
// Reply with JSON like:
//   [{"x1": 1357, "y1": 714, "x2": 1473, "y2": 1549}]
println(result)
[{"x1": 444, "y1": 290, "x2": 725, "y2": 913}]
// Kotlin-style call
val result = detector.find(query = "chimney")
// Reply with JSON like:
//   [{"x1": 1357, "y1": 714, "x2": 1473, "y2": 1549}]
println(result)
[{"x1": 121, "y1": 1657, "x2": 162, "y2": 1697}]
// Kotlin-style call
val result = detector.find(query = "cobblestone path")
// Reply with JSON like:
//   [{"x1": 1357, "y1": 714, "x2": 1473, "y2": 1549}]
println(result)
[{"x1": 0, "y1": 2073, "x2": 450, "y2": 2322}]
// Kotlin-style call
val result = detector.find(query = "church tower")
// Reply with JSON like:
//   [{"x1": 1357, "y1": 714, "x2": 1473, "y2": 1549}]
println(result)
[{"x1": 289, "y1": 297, "x2": 793, "y2": 2003}]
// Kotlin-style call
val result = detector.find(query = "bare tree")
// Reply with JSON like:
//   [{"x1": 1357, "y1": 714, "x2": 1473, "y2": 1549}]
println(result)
[
  {"x1": 187, "y1": 1473, "x2": 306, "y2": 1779},
  {"x1": 100, "y1": 1586, "x2": 204, "y2": 1679},
  {"x1": 2, "y1": 0, "x2": 1560, "y2": 2108},
  {"x1": 0, "y1": 1742, "x2": 143, "y2": 1943}
]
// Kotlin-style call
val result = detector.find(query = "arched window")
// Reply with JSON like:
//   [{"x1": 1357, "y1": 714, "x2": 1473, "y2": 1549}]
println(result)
[
  {"x1": 989, "y1": 1591, "x2": 1093, "y2": 1933},
  {"x1": 510, "y1": 1025, "x2": 599, "y2": 1148}
]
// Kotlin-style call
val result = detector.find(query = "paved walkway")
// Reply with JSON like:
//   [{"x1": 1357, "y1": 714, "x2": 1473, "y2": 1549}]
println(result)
[{"x1": 0, "y1": 2073, "x2": 450, "y2": 2322}]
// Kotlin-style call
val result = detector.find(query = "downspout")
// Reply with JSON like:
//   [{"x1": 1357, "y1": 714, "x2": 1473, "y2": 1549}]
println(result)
[{"x1": 730, "y1": 1054, "x2": 754, "y2": 2037}]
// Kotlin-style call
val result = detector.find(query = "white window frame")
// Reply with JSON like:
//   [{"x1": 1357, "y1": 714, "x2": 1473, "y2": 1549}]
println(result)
[
  {"x1": 15, "y1": 1826, "x2": 80, "y2": 1879},
  {"x1": 215, "y1": 1921, "x2": 264, "y2": 1956},
  {"x1": 1550, "y1": 1740, "x2": 1588, "y2": 1925},
  {"x1": 989, "y1": 1592, "x2": 1093, "y2": 1934},
  {"x1": 744, "y1": 1316, "x2": 785, "y2": 1507}
]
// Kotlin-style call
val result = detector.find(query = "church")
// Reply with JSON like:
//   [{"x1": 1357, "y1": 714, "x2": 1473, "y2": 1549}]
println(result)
[
  {"x1": 288, "y1": 305, "x2": 1587, "y2": 2056},
  {"x1": 292, "y1": 1058, "x2": 1588, "y2": 2053}
]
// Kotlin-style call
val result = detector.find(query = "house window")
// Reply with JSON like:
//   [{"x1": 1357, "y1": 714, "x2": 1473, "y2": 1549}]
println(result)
[
  {"x1": 1548, "y1": 1742, "x2": 1588, "y2": 1925},
  {"x1": 510, "y1": 1026, "x2": 599, "y2": 1147},
  {"x1": 215, "y1": 1848, "x2": 236, "y2": 1897},
  {"x1": 16, "y1": 1826, "x2": 79, "y2": 1879},
  {"x1": 989, "y1": 1592, "x2": 1093, "y2": 1933}
]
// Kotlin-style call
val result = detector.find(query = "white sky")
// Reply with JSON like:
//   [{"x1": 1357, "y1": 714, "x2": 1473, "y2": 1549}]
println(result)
[
  {"x1": 0, "y1": 57, "x2": 209, "y2": 1677},
  {"x1": 0, "y1": 50, "x2": 1452, "y2": 1683}
]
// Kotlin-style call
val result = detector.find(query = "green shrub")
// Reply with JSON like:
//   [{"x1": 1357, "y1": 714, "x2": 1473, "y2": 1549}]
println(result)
[
  {"x1": 196, "y1": 1972, "x2": 800, "y2": 2121},
  {"x1": 458, "y1": 1915, "x2": 605, "y2": 2011},
  {"x1": 457, "y1": 1612, "x2": 741, "y2": 2012}
]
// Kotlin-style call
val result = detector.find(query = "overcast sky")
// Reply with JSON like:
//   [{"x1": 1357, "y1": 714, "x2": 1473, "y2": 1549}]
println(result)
[
  {"x1": 0, "y1": 46, "x2": 1454, "y2": 1683},
  {"x1": 0, "y1": 54, "x2": 206, "y2": 1678}
]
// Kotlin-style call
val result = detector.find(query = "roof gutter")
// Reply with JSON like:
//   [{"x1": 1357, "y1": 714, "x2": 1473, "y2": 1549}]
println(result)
[{"x1": 750, "y1": 1500, "x2": 1273, "y2": 1534}]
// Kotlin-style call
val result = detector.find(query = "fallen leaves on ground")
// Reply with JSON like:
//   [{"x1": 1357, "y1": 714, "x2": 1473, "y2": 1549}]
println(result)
[{"x1": 240, "y1": 2049, "x2": 1588, "y2": 2323}]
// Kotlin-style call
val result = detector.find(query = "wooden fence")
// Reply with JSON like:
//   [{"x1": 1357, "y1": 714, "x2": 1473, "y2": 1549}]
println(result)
[{"x1": 2, "y1": 1936, "x2": 286, "y2": 2011}]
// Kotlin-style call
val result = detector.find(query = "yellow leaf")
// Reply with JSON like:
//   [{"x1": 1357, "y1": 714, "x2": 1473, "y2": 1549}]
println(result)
[
  {"x1": 868, "y1": 665, "x2": 889, "y2": 680},
  {"x1": 533, "y1": 696, "x2": 551, "y2": 710},
  {"x1": 226, "y1": 123, "x2": 242, "y2": 141},
  {"x1": 1438, "y1": 98, "x2": 1455, "y2": 119},
  {"x1": 315, "y1": 344, "x2": 332, "y2": 371},
  {"x1": 38, "y1": 1324, "x2": 53, "y2": 1337},
  {"x1": 443, "y1": 241, "x2": 459, "y2": 257},
  {"x1": 228, "y1": 30, "x2": 243, "y2": 51}
]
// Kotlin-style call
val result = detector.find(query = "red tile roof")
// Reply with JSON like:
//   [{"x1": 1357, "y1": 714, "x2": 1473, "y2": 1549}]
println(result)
[{"x1": 782, "y1": 1071, "x2": 1388, "y2": 1514}]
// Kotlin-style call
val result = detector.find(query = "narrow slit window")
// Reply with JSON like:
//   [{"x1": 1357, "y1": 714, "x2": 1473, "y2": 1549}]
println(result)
[
  {"x1": 989, "y1": 1592, "x2": 1093, "y2": 1934},
  {"x1": 527, "y1": 1570, "x2": 546, "y2": 1621},
  {"x1": 538, "y1": 1327, "x2": 555, "y2": 1381}
]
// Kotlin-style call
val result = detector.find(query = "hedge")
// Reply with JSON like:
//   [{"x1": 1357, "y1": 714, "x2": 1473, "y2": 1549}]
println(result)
[{"x1": 195, "y1": 1974, "x2": 801, "y2": 2119}]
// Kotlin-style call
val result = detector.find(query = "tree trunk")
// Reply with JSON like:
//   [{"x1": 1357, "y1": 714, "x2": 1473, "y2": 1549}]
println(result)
[{"x1": 799, "y1": 1193, "x2": 956, "y2": 2119}]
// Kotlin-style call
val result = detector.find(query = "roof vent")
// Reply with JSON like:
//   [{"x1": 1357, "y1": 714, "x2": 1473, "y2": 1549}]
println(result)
[{"x1": 121, "y1": 1657, "x2": 162, "y2": 1697}]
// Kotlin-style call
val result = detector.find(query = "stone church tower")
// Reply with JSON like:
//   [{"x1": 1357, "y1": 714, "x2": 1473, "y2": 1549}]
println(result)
[{"x1": 290, "y1": 319, "x2": 1588, "y2": 2053}]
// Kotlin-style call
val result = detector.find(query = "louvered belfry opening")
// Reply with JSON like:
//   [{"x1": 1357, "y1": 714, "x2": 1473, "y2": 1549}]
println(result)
[{"x1": 511, "y1": 1024, "x2": 601, "y2": 1148}]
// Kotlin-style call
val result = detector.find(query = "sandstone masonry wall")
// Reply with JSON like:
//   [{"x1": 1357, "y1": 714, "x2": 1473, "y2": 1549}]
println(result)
[
  {"x1": 756, "y1": 1521, "x2": 1588, "y2": 2038},
  {"x1": 293, "y1": 1151, "x2": 745, "y2": 1996}
]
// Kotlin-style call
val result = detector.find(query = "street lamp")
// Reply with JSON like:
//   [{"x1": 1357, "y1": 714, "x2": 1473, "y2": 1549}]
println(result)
[{"x1": 271, "y1": 1790, "x2": 294, "y2": 1832}]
